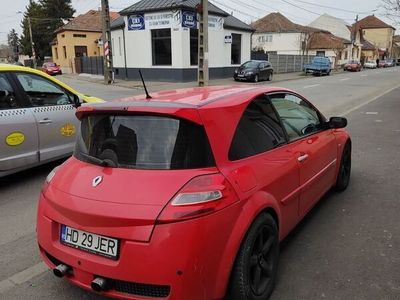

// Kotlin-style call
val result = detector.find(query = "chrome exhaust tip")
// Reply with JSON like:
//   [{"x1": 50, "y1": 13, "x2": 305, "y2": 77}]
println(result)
[
  {"x1": 91, "y1": 277, "x2": 109, "y2": 292},
  {"x1": 53, "y1": 264, "x2": 70, "y2": 278}
]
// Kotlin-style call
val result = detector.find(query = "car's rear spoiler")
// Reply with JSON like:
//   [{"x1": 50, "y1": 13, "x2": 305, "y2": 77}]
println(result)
[{"x1": 76, "y1": 101, "x2": 203, "y2": 125}]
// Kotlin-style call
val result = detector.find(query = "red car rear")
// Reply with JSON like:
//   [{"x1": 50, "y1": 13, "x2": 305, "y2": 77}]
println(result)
[
  {"x1": 344, "y1": 60, "x2": 362, "y2": 71},
  {"x1": 37, "y1": 86, "x2": 351, "y2": 300},
  {"x1": 41, "y1": 62, "x2": 62, "y2": 75}
]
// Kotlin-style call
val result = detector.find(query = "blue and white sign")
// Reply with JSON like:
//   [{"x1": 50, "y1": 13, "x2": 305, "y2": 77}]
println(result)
[
  {"x1": 182, "y1": 10, "x2": 197, "y2": 28},
  {"x1": 128, "y1": 14, "x2": 145, "y2": 30}
]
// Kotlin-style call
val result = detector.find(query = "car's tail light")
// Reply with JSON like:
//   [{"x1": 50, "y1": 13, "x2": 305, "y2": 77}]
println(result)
[
  {"x1": 41, "y1": 166, "x2": 60, "y2": 194},
  {"x1": 157, "y1": 173, "x2": 239, "y2": 223}
]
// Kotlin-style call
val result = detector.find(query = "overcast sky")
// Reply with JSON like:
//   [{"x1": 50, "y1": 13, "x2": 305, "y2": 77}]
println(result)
[{"x1": 0, "y1": 0, "x2": 397, "y2": 44}]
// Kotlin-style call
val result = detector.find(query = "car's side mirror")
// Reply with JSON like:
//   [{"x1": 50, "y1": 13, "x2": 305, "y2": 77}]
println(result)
[
  {"x1": 73, "y1": 94, "x2": 83, "y2": 108},
  {"x1": 329, "y1": 116, "x2": 347, "y2": 129}
]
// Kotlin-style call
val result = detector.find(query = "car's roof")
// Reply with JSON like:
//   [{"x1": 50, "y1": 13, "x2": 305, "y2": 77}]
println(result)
[
  {"x1": 0, "y1": 63, "x2": 79, "y2": 93},
  {"x1": 97, "y1": 86, "x2": 293, "y2": 109}
]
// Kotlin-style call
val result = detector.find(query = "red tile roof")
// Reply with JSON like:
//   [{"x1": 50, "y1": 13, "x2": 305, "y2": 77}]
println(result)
[
  {"x1": 252, "y1": 12, "x2": 325, "y2": 34},
  {"x1": 354, "y1": 15, "x2": 395, "y2": 30},
  {"x1": 56, "y1": 10, "x2": 119, "y2": 33},
  {"x1": 307, "y1": 32, "x2": 347, "y2": 50},
  {"x1": 361, "y1": 39, "x2": 377, "y2": 51}
]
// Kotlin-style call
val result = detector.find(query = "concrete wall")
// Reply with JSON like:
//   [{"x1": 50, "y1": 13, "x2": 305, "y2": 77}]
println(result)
[
  {"x1": 111, "y1": 13, "x2": 251, "y2": 81},
  {"x1": 363, "y1": 28, "x2": 394, "y2": 53},
  {"x1": 252, "y1": 32, "x2": 302, "y2": 55},
  {"x1": 111, "y1": 29, "x2": 126, "y2": 69},
  {"x1": 52, "y1": 30, "x2": 103, "y2": 73},
  {"x1": 309, "y1": 15, "x2": 351, "y2": 41}
]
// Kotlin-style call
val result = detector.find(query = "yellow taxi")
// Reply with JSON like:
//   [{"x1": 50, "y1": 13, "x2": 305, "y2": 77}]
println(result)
[{"x1": 0, "y1": 64, "x2": 103, "y2": 177}]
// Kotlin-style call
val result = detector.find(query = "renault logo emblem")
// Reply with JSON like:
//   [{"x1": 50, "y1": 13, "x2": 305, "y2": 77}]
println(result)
[{"x1": 92, "y1": 176, "x2": 103, "y2": 187}]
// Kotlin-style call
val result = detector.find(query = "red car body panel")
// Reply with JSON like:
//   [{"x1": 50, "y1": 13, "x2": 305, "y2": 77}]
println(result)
[
  {"x1": 37, "y1": 86, "x2": 350, "y2": 300},
  {"x1": 344, "y1": 63, "x2": 361, "y2": 71}
]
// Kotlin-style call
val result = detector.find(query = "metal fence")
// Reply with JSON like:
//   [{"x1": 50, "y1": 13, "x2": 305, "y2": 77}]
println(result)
[
  {"x1": 268, "y1": 54, "x2": 316, "y2": 74},
  {"x1": 75, "y1": 56, "x2": 104, "y2": 75}
]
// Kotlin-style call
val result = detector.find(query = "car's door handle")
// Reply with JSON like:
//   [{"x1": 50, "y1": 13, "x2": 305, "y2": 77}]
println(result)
[
  {"x1": 38, "y1": 118, "x2": 52, "y2": 124},
  {"x1": 298, "y1": 154, "x2": 309, "y2": 162}
]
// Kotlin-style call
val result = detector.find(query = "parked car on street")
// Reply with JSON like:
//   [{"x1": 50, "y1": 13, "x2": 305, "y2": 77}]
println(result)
[
  {"x1": 396, "y1": 58, "x2": 400, "y2": 66},
  {"x1": 384, "y1": 59, "x2": 396, "y2": 67},
  {"x1": 37, "y1": 86, "x2": 351, "y2": 300},
  {"x1": 378, "y1": 60, "x2": 387, "y2": 68},
  {"x1": 234, "y1": 60, "x2": 273, "y2": 82},
  {"x1": 344, "y1": 60, "x2": 362, "y2": 71},
  {"x1": 0, "y1": 64, "x2": 103, "y2": 177},
  {"x1": 363, "y1": 60, "x2": 377, "y2": 69},
  {"x1": 303, "y1": 56, "x2": 332, "y2": 76},
  {"x1": 41, "y1": 62, "x2": 62, "y2": 75}
]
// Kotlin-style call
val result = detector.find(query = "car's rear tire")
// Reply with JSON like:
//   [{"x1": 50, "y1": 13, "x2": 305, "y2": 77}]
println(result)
[
  {"x1": 334, "y1": 142, "x2": 351, "y2": 191},
  {"x1": 227, "y1": 213, "x2": 279, "y2": 300}
]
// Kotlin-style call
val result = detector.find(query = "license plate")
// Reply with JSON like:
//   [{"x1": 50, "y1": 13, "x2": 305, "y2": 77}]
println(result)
[
  {"x1": 237, "y1": 74, "x2": 244, "y2": 77},
  {"x1": 60, "y1": 225, "x2": 119, "y2": 260}
]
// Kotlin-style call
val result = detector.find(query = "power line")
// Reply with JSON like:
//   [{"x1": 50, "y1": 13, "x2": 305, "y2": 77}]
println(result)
[
  {"x1": 279, "y1": 0, "x2": 320, "y2": 15},
  {"x1": 210, "y1": 0, "x2": 259, "y2": 20},
  {"x1": 250, "y1": 0, "x2": 311, "y2": 23},
  {"x1": 290, "y1": 0, "x2": 377, "y2": 15},
  {"x1": 278, "y1": 0, "x2": 356, "y2": 22}
]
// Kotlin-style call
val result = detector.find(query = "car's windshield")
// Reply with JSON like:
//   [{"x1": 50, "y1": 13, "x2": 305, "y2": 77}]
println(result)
[
  {"x1": 75, "y1": 114, "x2": 215, "y2": 170},
  {"x1": 44, "y1": 63, "x2": 56, "y2": 67},
  {"x1": 241, "y1": 61, "x2": 260, "y2": 68}
]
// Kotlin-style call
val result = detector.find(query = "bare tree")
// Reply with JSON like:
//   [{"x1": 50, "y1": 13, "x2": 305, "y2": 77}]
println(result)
[
  {"x1": 381, "y1": 0, "x2": 400, "y2": 25},
  {"x1": 332, "y1": 45, "x2": 346, "y2": 69}
]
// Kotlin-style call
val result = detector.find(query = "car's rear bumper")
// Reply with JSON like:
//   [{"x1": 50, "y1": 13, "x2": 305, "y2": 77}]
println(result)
[{"x1": 37, "y1": 192, "x2": 242, "y2": 300}]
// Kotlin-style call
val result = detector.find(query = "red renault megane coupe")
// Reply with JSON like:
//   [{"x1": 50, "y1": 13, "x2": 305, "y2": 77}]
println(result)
[{"x1": 37, "y1": 86, "x2": 351, "y2": 300}]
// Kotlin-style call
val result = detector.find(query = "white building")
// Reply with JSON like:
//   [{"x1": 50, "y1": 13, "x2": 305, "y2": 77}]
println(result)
[
  {"x1": 252, "y1": 13, "x2": 307, "y2": 56},
  {"x1": 252, "y1": 12, "x2": 354, "y2": 67},
  {"x1": 309, "y1": 14, "x2": 362, "y2": 64},
  {"x1": 111, "y1": 0, "x2": 253, "y2": 81}
]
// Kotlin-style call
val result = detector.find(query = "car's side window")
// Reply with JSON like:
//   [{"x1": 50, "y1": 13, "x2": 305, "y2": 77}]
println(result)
[
  {"x1": 270, "y1": 93, "x2": 322, "y2": 140},
  {"x1": 0, "y1": 73, "x2": 19, "y2": 110},
  {"x1": 229, "y1": 96, "x2": 287, "y2": 161},
  {"x1": 15, "y1": 73, "x2": 73, "y2": 107}
]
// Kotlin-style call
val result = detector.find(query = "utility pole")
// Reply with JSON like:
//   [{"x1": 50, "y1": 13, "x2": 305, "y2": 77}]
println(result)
[
  {"x1": 27, "y1": 16, "x2": 36, "y2": 68},
  {"x1": 197, "y1": 0, "x2": 209, "y2": 86},
  {"x1": 352, "y1": 14, "x2": 358, "y2": 60},
  {"x1": 101, "y1": 0, "x2": 113, "y2": 84}
]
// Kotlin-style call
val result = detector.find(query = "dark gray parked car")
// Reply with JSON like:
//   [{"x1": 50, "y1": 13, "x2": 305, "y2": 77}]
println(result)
[{"x1": 234, "y1": 60, "x2": 273, "y2": 82}]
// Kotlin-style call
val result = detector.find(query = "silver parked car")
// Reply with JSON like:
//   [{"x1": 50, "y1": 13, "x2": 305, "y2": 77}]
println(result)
[{"x1": 0, "y1": 65, "x2": 103, "y2": 177}]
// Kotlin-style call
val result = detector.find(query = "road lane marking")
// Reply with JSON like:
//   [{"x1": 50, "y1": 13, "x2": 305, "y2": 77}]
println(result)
[
  {"x1": 303, "y1": 84, "x2": 320, "y2": 89},
  {"x1": 365, "y1": 112, "x2": 378, "y2": 115},
  {"x1": 340, "y1": 78, "x2": 351, "y2": 81},
  {"x1": 0, "y1": 262, "x2": 47, "y2": 294},
  {"x1": 341, "y1": 83, "x2": 400, "y2": 116}
]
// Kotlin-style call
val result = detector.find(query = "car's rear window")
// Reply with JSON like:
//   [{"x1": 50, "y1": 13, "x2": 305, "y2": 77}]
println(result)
[{"x1": 74, "y1": 114, "x2": 215, "y2": 170}]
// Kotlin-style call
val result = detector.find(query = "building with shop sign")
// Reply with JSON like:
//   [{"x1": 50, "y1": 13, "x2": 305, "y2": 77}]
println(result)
[{"x1": 110, "y1": 0, "x2": 253, "y2": 81}]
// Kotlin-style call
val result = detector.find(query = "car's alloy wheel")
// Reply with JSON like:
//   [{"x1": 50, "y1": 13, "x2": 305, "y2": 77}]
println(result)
[
  {"x1": 227, "y1": 213, "x2": 279, "y2": 300},
  {"x1": 335, "y1": 142, "x2": 351, "y2": 191},
  {"x1": 267, "y1": 73, "x2": 273, "y2": 81},
  {"x1": 254, "y1": 75, "x2": 259, "y2": 83}
]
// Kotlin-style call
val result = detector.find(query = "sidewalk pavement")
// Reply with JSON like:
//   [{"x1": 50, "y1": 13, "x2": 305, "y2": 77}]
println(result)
[{"x1": 64, "y1": 69, "x2": 344, "y2": 92}]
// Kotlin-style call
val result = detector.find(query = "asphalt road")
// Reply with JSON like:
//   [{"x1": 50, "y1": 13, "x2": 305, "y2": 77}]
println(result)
[{"x1": 1, "y1": 67, "x2": 400, "y2": 299}]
